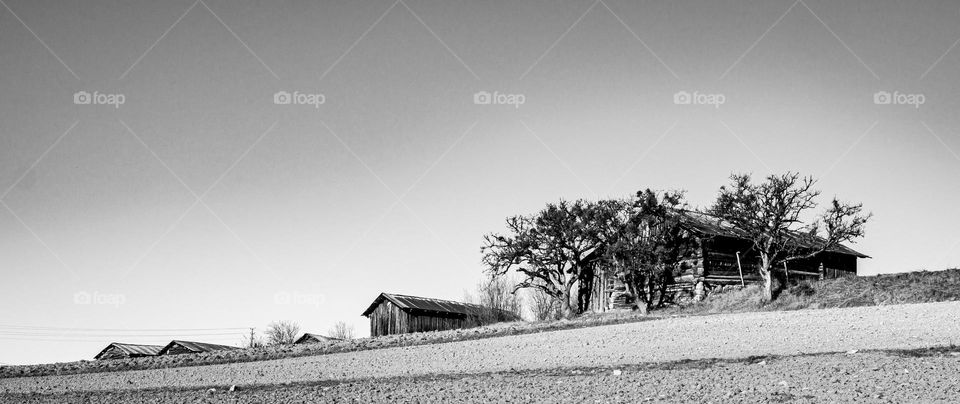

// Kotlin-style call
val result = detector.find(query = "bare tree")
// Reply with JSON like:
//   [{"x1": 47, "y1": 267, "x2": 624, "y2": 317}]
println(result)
[
  {"x1": 467, "y1": 275, "x2": 523, "y2": 324},
  {"x1": 328, "y1": 321, "x2": 355, "y2": 340},
  {"x1": 526, "y1": 286, "x2": 562, "y2": 321},
  {"x1": 602, "y1": 190, "x2": 699, "y2": 312},
  {"x1": 710, "y1": 172, "x2": 870, "y2": 302},
  {"x1": 482, "y1": 199, "x2": 614, "y2": 318},
  {"x1": 264, "y1": 320, "x2": 301, "y2": 345}
]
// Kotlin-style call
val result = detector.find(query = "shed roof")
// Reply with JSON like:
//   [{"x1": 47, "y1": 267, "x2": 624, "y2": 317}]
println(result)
[
  {"x1": 294, "y1": 333, "x2": 341, "y2": 344},
  {"x1": 679, "y1": 210, "x2": 869, "y2": 258},
  {"x1": 158, "y1": 340, "x2": 239, "y2": 355},
  {"x1": 93, "y1": 342, "x2": 163, "y2": 360},
  {"x1": 362, "y1": 293, "x2": 490, "y2": 317}
]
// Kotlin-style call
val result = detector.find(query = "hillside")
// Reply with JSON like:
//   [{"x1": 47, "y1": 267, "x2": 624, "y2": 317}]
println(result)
[
  {"x1": 2, "y1": 301, "x2": 959, "y2": 400},
  {"x1": 664, "y1": 268, "x2": 960, "y2": 316},
  {"x1": 2, "y1": 269, "x2": 958, "y2": 380}
]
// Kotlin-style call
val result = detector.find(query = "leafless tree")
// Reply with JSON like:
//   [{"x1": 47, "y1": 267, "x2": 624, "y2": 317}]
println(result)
[
  {"x1": 264, "y1": 320, "x2": 301, "y2": 345},
  {"x1": 482, "y1": 200, "x2": 616, "y2": 317},
  {"x1": 467, "y1": 275, "x2": 523, "y2": 324},
  {"x1": 710, "y1": 172, "x2": 870, "y2": 302},
  {"x1": 526, "y1": 286, "x2": 562, "y2": 321},
  {"x1": 328, "y1": 321, "x2": 355, "y2": 340}
]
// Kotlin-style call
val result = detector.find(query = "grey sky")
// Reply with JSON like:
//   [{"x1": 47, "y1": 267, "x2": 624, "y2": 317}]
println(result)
[{"x1": 1, "y1": 0, "x2": 959, "y2": 364}]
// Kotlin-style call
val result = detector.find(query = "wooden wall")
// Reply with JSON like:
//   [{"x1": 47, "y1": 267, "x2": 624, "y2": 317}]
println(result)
[
  {"x1": 696, "y1": 236, "x2": 857, "y2": 283},
  {"x1": 368, "y1": 300, "x2": 480, "y2": 337}
]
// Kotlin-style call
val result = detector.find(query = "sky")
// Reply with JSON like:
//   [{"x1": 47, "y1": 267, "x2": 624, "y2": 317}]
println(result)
[{"x1": 1, "y1": 0, "x2": 959, "y2": 365}]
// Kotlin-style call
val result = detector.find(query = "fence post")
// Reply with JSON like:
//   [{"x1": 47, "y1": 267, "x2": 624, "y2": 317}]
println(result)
[{"x1": 735, "y1": 251, "x2": 745, "y2": 287}]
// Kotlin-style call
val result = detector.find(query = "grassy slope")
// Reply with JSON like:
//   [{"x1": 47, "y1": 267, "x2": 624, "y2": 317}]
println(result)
[{"x1": 661, "y1": 268, "x2": 960, "y2": 316}]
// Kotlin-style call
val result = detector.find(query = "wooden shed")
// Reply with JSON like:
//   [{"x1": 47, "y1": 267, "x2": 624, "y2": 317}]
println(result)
[
  {"x1": 157, "y1": 340, "x2": 239, "y2": 355},
  {"x1": 362, "y1": 293, "x2": 519, "y2": 337},
  {"x1": 93, "y1": 343, "x2": 163, "y2": 360},
  {"x1": 294, "y1": 333, "x2": 341, "y2": 344}
]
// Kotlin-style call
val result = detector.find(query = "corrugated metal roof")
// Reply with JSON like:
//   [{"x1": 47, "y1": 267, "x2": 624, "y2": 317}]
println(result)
[
  {"x1": 361, "y1": 293, "x2": 490, "y2": 317},
  {"x1": 158, "y1": 340, "x2": 239, "y2": 355},
  {"x1": 94, "y1": 343, "x2": 163, "y2": 359},
  {"x1": 294, "y1": 333, "x2": 341, "y2": 344},
  {"x1": 679, "y1": 210, "x2": 869, "y2": 258}
]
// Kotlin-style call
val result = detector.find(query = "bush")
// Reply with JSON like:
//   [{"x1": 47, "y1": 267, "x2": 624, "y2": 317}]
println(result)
[{"x1": 788, "y1": 281, "x2": 816, "y2": 297}]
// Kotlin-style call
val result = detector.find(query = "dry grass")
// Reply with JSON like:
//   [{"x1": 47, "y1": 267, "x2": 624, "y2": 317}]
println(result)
[{"x1": 662, "y1": 268, "x2": 960, "y2": 316}]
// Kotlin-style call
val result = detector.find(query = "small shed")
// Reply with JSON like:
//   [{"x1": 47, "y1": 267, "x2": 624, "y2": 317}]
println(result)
[
  {"x1": 94, "y1": 343, "x2": 163, "y2": 360},
  {"x1": 157, "y1": 340, "x2": 239, "y2": 355},
  {"x1": 294, "y1": 333, "x2": 341, "y2": 344},
  {"x1": 362, "y1": 292, "x2": 519, "y2": 337}
]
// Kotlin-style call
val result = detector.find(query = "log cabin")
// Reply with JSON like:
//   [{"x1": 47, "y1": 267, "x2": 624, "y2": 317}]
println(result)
[{"x1": 591, "y1": 210, "x2": 869, "y2": 311}]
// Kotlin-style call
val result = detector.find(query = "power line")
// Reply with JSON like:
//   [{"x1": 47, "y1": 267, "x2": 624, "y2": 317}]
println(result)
[
  {"x1": 0, "y1": 331, "x2": 243, "y2": 338},
  {"x1": 0, "y1": 325, "x2": 247, "y2": 332},
  {"x1": 0, "y1": 336, "x2": 243, "y2": 343}
]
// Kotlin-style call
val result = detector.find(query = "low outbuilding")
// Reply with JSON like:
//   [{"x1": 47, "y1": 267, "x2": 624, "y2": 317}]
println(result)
[
  {"x1": 294, "y1": 333, "x2": 341, "y2": 344},
  {"x1": 157, "y1": 340, "x2": 239, "y2": 355},
  {"x1": 362, "y1": 292, "x2": 520, "y2": 337},
  {"x1": 93, "y1": 343, "x2": 164, "y2": 360}
]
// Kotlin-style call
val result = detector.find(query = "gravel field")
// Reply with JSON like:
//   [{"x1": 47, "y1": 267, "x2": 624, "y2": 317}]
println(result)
[
  {"x1": 2, "y1": 301, "x2": 959, "y2": 397},
  {"x1": 6, "y1": 350, "x2": 960, "y2": 403}
]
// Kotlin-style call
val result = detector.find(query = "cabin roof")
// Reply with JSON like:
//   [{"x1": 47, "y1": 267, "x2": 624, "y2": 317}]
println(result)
[
  {"x1": 679, "y1": 210, "x2": 870, "y2": 258},
  {"x1": 294, "y1": 333, "x2": 341, "y2": 344},
  {"x1": 361, "y1": 292, "x2": 490, "y2": 317},
  {"x1": 94, "y1": 342, "x2": 163, "y2": 359},
  {"x1": 158, "y1": 340, "x2": 239, "y2": 355}
]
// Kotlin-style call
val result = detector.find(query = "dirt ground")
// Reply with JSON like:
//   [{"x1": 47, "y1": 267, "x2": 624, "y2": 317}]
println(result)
[
  {"x1": 2, "y1": 301, "x2": 959, "y2": 402},
  {"x1": 6, "y1": 350, "x2": 960, "y2": 403}
]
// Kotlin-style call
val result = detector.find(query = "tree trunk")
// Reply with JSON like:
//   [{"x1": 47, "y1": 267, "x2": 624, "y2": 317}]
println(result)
[
  {"x1": 759, "y1": 253, "x2": 774, "y2": 302},
  {"x1": 761, "y1": 270, "x2": 773, "y2": 302}
]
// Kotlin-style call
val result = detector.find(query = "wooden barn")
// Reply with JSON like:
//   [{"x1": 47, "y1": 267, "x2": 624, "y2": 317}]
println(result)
[
  {"x1": 157, "y1": 340, "x2": 239, "y2": 355},
  {"x1": 592, "y1": 210, "x2": 869, "y2": 310},
  {"x1": 294, "y1": 333, "x2": 341, "y2": 344},
  {"x1": 362, "y1": 293, "x2": 519, "y2": 337},
  {"x1": 93, "y1": 343, "x2": 163, "y2": 360}
]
